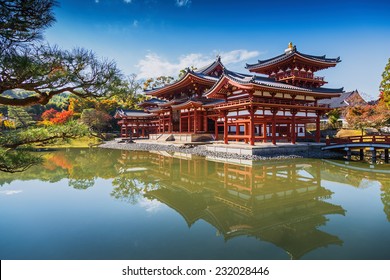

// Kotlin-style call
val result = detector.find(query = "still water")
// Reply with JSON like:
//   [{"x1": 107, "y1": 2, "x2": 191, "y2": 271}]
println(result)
[{"x1": 0, "y1": 148, "x2": 389, "y2": 260}]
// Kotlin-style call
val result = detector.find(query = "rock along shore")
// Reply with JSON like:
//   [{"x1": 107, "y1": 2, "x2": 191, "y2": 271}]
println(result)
[{"x1": 99, "y1": 140, "x2": 343, "y2": 161}]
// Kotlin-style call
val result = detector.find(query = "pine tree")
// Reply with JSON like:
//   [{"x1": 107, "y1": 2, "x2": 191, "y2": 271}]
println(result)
[
  {"x1": 1, "y1": 0, "x2": 123, "y2": 107},
  {"x1": 7, "y1": 106, "x2": 35, "y2": 128},
  {"x1": 380, "y1": 58, "x2": 390, "y2": 108}
]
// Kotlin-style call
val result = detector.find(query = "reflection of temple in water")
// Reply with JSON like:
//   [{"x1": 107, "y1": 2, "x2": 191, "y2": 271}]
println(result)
[
  {"x1": 320, "y1": 159, "x2": 390, "y2": 222},
  {"x1": 116, "y1": 150, "x2": 346, "y2": 259}
]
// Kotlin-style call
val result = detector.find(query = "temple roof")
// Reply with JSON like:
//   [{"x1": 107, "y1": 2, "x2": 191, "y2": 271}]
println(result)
[
  {"x1": 246, "y1": 44, "x2": 341, "y2": 73},
  {"x1": 170, "y1": 97, "x2": 224, "y2": 110},
  {"x1": 146, "y1": 188, "x2": 207, "y2": 227},
  {"x1": 318, "y1": 90, "x2": 367, "y2": 108},
  {"x1": 171, "y1": 99, "x2": 203, "y2": 110},
  {"x1": 157, "y1": 97, "x2": 189, "y2": 107},
  {"x1": 144, "y1": 57, "x2": 223, "y2": 98},
  {"x1": 205, "y1": 69, "x2": 344, "y2": 98},
  {"x1": 201, "y1": 98, "x2": 225, "y2": 108},
  {"x1": 193, "y1": 56, "x2": 225, "y2": 76},
  {"x1": 114, "y1": 109, "x2": 156, "y2": 119},
  {"x1": 138, "y1": 98, "x2": 166, "y2": 107},
  {"x1": 144, "y1": 71, "x2": 218, "y2": 97}
]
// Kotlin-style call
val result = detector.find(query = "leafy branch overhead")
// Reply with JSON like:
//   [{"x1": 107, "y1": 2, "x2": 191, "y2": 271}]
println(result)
[
  {"x1": 380, "y1": 58, "x2": 390, "y2": 109},
  {"x1": 0, "y1": 149, "x2": 43, "y2": 173},
  {"x1": 0, "y1": 0, "x2": 56, "y2": 44},
  {"x1": 0, "y1": 120, "x2": 89, "y2": 149},
  {"x1": 0, "y1": 46, "x2": 122, "y2": 106},
  {"x1": 0, "y1": 0, "x2": 123, "y2": 107}
]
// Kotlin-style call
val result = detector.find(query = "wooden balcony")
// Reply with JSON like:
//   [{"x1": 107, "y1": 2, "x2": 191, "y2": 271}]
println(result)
[
  {"x1": 213, "y1": 97, "x2": 329, "y2": 110},
  {"x1": 276, "y1": 73, "x2": 326, "y2": 85},
  {"x1": 326, "y1": 135, "x2": 390, "y2": 145}
]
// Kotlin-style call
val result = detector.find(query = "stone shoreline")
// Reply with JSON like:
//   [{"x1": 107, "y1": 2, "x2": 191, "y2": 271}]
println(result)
[{"x1": 99, "y1": 140, "x2": 343, "y2": 161}]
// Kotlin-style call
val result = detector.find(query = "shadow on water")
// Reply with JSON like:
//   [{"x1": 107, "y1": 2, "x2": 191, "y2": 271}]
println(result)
[
  {"x1": 0, "y1": 149, "x2": 43, "y2": 173},
  {"x1": 1, "y1": 148, "x2": 390, "y2": 259}
]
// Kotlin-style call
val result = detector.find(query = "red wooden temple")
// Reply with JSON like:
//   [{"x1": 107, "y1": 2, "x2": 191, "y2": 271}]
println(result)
[{"x1": 115, "y1": 43, "x2": 343, "y2": 145}]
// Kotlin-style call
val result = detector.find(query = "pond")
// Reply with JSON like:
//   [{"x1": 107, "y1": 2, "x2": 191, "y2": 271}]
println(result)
[{"x1": 0, "y1": 148, "x2": 389, "y2": 260}]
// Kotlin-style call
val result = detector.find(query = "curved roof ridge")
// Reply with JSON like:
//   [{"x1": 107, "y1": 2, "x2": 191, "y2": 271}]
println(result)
[
  {"x1": 195, "y1": 56, "x2": 225, "y2": 75},
  {"x1": 144, "y1": 71, "x2": 217, "y2": 96},
  {"x1": 246, "y1": 47, "x2": 340, "y2": 70},
  {"x1": 296, "y1": 51, "x2": 341, "y2": 63}
]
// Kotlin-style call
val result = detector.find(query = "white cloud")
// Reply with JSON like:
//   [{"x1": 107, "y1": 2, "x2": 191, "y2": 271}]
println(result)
[
  {"x1": 95, "y1": 0, "x2": 99, "y2": 3},
  {"x1": 137, "y1": 53, "x2": 211, "y2": 79},
  {"x1": 136, "y1": 49, "x2": 260, "y2": 79},
  {"x1": 124, "y1": 0, "x2": 132, "y2": 3},
  {"x1": 0, "y1": 190, "x2": 22, "y2": 195},
  {"x1": 218, "y1": 49, "x2": 260, "y2": 64},
  {"x1": 176, "y1": 0, "x2": 191, "y2": 7},
  {"x1": 132, "y1": 20, "x2": 138, "y2": 27},
  {"x1": 138, "y1": 197, "x2": 163, "y2": 213}
]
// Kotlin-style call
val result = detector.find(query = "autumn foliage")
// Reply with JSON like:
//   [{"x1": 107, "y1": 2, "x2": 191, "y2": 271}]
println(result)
[
  {"x1": 346, "y1": 93, "x2": 390, "y2": 134},
  {"x1": 40, "y1": 108, "x2": 74, "y2": 125},
  {"x1": 41, "y1": 108, "x2": 58, "y2": 121},
  {"x1": 43, "y1": 153, "x2": 73, "y2": 171}
]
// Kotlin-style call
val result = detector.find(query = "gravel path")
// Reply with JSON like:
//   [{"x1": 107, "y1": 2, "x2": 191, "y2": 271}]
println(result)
[{"x1": 99, "y1": 140, "x2": 343, "y2": 161}]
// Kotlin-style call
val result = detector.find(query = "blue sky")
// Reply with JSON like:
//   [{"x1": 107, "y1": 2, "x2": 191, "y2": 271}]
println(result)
[{"x1": 45, "y1": 0, "x2": 390, "y2": 99}]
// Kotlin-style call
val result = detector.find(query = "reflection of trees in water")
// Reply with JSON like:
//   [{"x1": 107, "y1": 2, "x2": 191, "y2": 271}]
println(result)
[
  {"x1": 381, "y1": 181, "x2": 390, "y2": 222},
  {"x1": 116, "y1": 156, "x2": 346, "y2": 259},
  {"x1": 111, "y1": 153, "x2": 390, "y2": 258},
  {"x1": 2, "y1": 148, "x2": 390, "y2": 226},
  {"x1": 69, "y1": 178, "x2": 95, "y2": 190},
  {"x1": 111, "y1": 177, "x2": 143, "y2": 204},
  {"x1": 321, "y1": 160, "x2": 390, "y2": 222},
  {"x1": 0, "y1": 148, "x2": 121, "y2": 187},
  {"x1": 0, "y1": 149, "x2": 43, "y2": 173},
  {"x1": 3, "y1": 148, "x2": 390, "y2": 258},
  {"x1": 111, "y1": 176, "x2": 159, "y2": 204}
]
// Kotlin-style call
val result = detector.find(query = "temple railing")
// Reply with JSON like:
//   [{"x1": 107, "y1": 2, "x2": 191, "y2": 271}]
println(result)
[
  {"x1": 326, "y1": 135, "x2": 390, "y2": 145},
  {"x1": 214, "y1": 97, "x2": 330, "y2": 109},
  {"x1": 275, "y1": 73, "x2": 325, "y2": 81}
]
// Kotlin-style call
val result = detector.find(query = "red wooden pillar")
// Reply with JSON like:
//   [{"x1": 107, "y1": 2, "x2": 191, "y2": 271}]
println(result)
[
  {"x1": 187, "y1": 110, "x2": 191, "y2": 133},
  {"x1": 214, "y1": 117, "x2": 218, "y2": 140},
  {"x1": 203, "y1": 111, "x2": 208, "y2": 132},
  {"x1": 179, "y1": 111, "x2": 182, "y2": 133},
  {"x1": 136, "y1": 123, "x2": 140, "y2": 138},
  {"x1": 194, "y1": 108, "x2": 198, "y2": 133},
  {"x1": 287, "y1": 123, "x2": 291, "y2": 140},
  {"x1": 158, "y1": 114, "x2": 161, "y2": 133},
  {"x1": 236, "y1": 123, "x2": 239, "y2": 142},
  {"x1": 169, "y1": 109, "x2": 172, "y2": 133},
  {"x1": 263, "y1": 123, "x2": 267, "y2": 143},
  {"x1": 244, "y1": 123, "x2": 248, "y2": 143},
  {"x1": 291, "y1": 111, "x2": 296, "y2": 144},
  {"x1": 315, "y1": 111, "x2": 321, "y2": 143},
  {"x1": 223, "y1": 111, "x2": 228, "y2": 144},
  {"x1": 249, "y1": 106, "x2": 256, "y2": 146},
  {"x1": 271, "y1": 108, "x2": 277, "y2": 145},
  {"x1": 162, "y1": 115, "x2": 165, "y2": 133}
]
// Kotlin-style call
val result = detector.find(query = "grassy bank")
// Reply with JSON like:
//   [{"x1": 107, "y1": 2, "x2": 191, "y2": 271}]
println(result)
[
  {"x1": 336, "y1": 129, "x2": 365, "y2": 138},
  {"x1": 34, "y1": 136, "x2": 102, "y2": 149}
]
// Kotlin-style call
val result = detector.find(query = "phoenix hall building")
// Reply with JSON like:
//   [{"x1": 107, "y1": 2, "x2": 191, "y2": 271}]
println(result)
[{"x1": 115, "y1": 43, "x2": 343, "y2": 145}]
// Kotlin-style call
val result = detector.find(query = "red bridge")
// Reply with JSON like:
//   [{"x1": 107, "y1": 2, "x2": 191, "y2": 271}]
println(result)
[
  {"x1": 322, "y1": 135, "x2": 390, "y2": 163},
  {"x1": 325, "y1": 135, "x2": 390, "y2": 146}
]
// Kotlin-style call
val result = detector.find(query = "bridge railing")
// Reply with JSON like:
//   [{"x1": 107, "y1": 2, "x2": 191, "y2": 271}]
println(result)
[{"x1": 326, "y1": 135, "x2": 390, "y2": 145}]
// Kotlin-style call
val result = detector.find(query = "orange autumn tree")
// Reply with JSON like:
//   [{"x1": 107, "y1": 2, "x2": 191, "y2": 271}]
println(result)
[
  {"x1": 41, "y1": 108, "x2": 58, "y2": 122},
  {"x1": 40, "y1": 108, "x2": 74, "y2": 125},
  {"x1": 68, "y1": 96, "x2": 119, "y2": 117},
  {"x1": 379, "y1": 58, "x2": 390, "y2": 109},
  {"x1": 346, "y1": 93, "x2": 390, "y2": 135},
  {"x1": 51, "y1": 110, "x2": 74, "y2": 124}
]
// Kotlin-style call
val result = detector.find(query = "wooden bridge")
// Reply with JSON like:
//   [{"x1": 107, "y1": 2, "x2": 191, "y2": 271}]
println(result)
[{"x1": 322, "y1": 135, "x2": 390, "y2": 163}]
